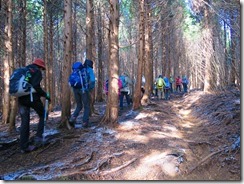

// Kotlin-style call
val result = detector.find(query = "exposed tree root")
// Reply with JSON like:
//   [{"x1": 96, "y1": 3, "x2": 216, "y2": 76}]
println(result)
[
  {"x1": 35, "y1": 140, "x2": 60, "y2": 157},
  {"x1": 187, "y1": 149, "x2": 225, "y2": 174},
  {"x1": 100, "y1": 158, "x2": 137, "y2": 175}
]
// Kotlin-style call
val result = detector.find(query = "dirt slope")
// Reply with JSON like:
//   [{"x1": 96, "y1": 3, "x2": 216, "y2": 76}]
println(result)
[{"x1": 0, "y1": 88, "x2": 240, "y2": 180}]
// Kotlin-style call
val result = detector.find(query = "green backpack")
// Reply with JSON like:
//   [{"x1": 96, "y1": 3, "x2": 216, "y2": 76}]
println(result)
[{"x1": 157, "y1": 78, "x2": 164, "y2": 88}]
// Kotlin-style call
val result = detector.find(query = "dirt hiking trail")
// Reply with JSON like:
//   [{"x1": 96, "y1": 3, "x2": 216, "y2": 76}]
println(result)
[{"x1": 0, "y1": 88, "x2": 240, "y2": 180}]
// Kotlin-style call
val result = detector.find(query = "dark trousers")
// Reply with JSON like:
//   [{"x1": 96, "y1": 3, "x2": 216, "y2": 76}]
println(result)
[
  {"x1": 164, "y1": 88, "x2": 170, "y2": 100},
  {"x1": 183, "y1": 83, "x2": 188, "y2": 93},
  {"x1": 176, "y1": 85, "x2": 181, "y2": 92},
  {"x1": 19, "y1": 98, "x2": 44, "y2": 150},
  {"x1": 72, "y1": 88, "x2": 90, "y2": 123},
  {"x1": 120, "y1": 91, "x2": 131, "y2": 108},
  {"x1": 155, "y1": 88, "x2": 158, "y2": 96},
  {"x1": 170, "y1": 83, "x2": 173, "y2": 93}
]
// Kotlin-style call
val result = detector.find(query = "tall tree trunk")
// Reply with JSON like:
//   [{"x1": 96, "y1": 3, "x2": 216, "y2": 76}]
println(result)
[
  {"x1": 43, "y1": 0, "x2": 50, "y2": 103},
  {"x1": 2, "y1": 0, "x2": 12, "y2": 126},
  {"x1": 48, "y1": 8, "x2": 55, "y2": 111},
  {"x1": 203, "y1": 0, "x2": 213, "y2": 92},
  {"x1": 223, "y1": 22, "x2": 229, "y2": 86},
  {"x1": 133, "y1": 0, "x2": 144, "y2": 110},
  {"x1": 141, "y1": 0, "x2": 151, "y2": 105},
  {"x1": 60, "y1": 0, "x2": 72, "y2": 128},
  {"x1": 17, "y1": 0, "x2": 26, "y2": 67},
  {"x1": 86, "y1": 0, "x2": 96, "y2": 115},
  {"x1": 229, "y1": 14, "x2": 237, "y2": 85},
  {"x1": 96, "y1": 4, "x2": 104, "y2": 102},
  {"x1": 6, "y1": 0, "x2": 17, "y2": 131},
  {"x1": 73, "y1": 0, "x2": 77, "y2": 61},
  {"x1": 101, "y1": 0, "x2": 120, "y2": 125}
]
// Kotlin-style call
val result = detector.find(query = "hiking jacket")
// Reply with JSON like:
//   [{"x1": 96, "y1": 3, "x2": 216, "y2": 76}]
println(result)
[
  {"x1": 18, "y1": 64, "x2": 47, "y2": 103},
  {"x1": 86, "y1": 66, "x2": 95, "y2": 91},
  {"x1": 175, "y1": 77, "x2": 182, "y2": 85},
  {"x1": 182, "y1": 77, "x2": 188, "y2": 84}
]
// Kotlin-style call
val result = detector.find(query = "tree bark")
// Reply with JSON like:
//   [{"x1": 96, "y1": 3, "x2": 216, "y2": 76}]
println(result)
[
  {"x1": 133, "y1": 0, "x2": 144, "y2": 110},
  {"x1": 96, "y1": 4, "x2": 104, "y2": 102},
  {"x1": 60, "y1": 0, "x2": 72, "y2": 127},
  {"x1": 2, "y1": 0, "x2": 12, "y2": 126},
  {"x1": 101, "y1": 0, "x2": 120, "y2": 125}
]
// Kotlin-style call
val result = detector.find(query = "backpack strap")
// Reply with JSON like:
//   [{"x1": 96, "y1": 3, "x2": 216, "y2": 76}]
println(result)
[{"x1": 78, "y1": 70, "x2": 85, "y2": 93}]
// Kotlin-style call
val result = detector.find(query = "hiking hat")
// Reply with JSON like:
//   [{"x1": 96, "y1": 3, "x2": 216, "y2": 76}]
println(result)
[
  {"x1": 84, "y1": 59, "x2": 93, "y2": 68},
  {"x1": 33, "y1": 58, "x2": 46, "y2": 70}
]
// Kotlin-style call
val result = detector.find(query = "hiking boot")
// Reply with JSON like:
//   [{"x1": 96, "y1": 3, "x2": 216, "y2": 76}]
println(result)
[
  {"x1": 34, "y1": 136, "x2": 44, "y2": 147},
  {"x1": 69, "y1": 116, "x2": 76, "y2": 123},
  {"x1": 20, "y1": 145, "x2": 37, "y2": 153},
  {"x1": 69, "y1": 121, "x2": 75, "y2": 127},
  {"x1": 83, "y1": 122, "x2": 89, "y2": 128},
  {"x1": 69, "y1": 116, "x2": 77, "y2": 127}
]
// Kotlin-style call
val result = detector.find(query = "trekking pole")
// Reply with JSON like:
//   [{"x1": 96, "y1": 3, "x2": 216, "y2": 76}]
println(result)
[{"x1": 43, "y1": 99, "x2": 49, "y2": 143}]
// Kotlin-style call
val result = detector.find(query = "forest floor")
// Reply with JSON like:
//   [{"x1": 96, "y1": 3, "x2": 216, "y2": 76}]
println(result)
[{"x1": 0, "y1": 87, "x2": 241, "y2": 181}]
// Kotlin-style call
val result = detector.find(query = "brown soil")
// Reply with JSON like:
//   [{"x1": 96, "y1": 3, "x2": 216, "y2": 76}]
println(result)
[{"x1": 0, "y1": 88, "x2": 241, "y2": 181}]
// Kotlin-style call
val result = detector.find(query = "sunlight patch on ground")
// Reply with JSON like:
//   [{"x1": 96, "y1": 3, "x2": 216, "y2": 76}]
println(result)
[
  {"x1": 148, "y1": 131, "x2": 167, "y2": 139},
  {"x1": 180, "y1": 121, "x2": 194, "y2": 128},
  {"x1": 148, "y1": 129, "x2": 183, "y2": 140},
  {"x1": 48, "y1": 111, "x2": 62, "y2": 118},
  {"x1": 124, "y1": 150, "x2": 180, "y2": 179},
  {"x1": 179, "y1": 109, "x2": 192, "y2": 116},
  {"x1": 116, "y1": 132, "x2": 149, "y2": 144},
  {"x1": 134, "y1": 112, "x2": 153, "y2": 120},
  {"x1": 118, "y1": 120, "x2": 140, "y2": 131},
  {"x1": 162, "y1": 124, "x2": 183, "y2": 139}
]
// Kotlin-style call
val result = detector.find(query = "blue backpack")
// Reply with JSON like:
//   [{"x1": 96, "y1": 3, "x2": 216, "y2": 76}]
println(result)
[
  {"x1": 164, "y1": 77, "x2": 170, "y2": 89},
  {"x1": 119, "y1": 75, "x2": 127, "y2": 88},
  {"x1": 68, "y1": 62, "x2": 89, "y2": 92}
]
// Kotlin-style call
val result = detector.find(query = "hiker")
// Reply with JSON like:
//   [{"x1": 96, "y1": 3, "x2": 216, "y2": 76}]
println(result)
[
  {"x1": 175, "y1": 76, "x2": 182, "y2": 92},
  {"x1": 69, "y1": 59, "x2": 95, "y2": 128},
  {"x1": 119, "y1": 73, "x2": 132, "y2": 109},
  {"x1": 156, "y1": 75, "x2": 165, "y2": 99},
  {"x1": 104, "y1": 77, "x2": 122, "y2": 96},
  {"x1": 182, "y1": 75, "x2": 189, "y2": 93},
  {"x1": 141, "y1": 75, "x2": 146, "y2": 96},
  {"x1": 153, "y1": 80, "x2": 158, "y2": 97},
  {"x1": 169, "y1": 76, "x2": 174, "y2": 93},
  {"x1": 18, "y1": 58, "x2": 51, "y2": 153},
  {"x1": 163, "y1": 76, "x2": 170, "y2": 100}
]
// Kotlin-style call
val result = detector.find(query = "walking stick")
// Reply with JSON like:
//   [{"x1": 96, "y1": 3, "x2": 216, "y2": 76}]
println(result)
[{"x1": 43, "y1": 99, "x2": 49, "y2": 143}]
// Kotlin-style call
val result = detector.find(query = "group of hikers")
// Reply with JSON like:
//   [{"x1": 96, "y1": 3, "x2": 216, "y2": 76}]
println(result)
[
  {"x1": 153, "y1": 75, "x2": 189, "y2": 100},
  {"x1": 10, "y1": 58, "x2": 95, "y2": 153},
  {"x1": 9, "y1": 57, "x2": 189, "y2": 153}
]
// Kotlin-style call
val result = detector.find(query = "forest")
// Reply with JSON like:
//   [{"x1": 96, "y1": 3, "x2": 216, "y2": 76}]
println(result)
[{"x1": 0, "y1": 0, "x2": 241, "y2": 181}]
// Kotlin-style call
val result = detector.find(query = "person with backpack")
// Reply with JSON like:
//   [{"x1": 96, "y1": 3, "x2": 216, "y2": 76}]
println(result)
[
  {"x1": 169, "y1": 76, "x2": 174, "y2": 93},
  {"x1": 119, "y1": 73, "x2": 132, "y2": 110},
  {"x1": 104, "y1": 78, "x2": 122, "y2": 97},
  {"x1": 175, "y1": 76, "x2": 182, "y2": 92},
  {"x1": 182, "y1": 75, "x2": 189, "y2": 93},
  {"x1": 156, "y1": 75, "x2": 165, "y2": 99},
  {"x1": 163, "y1": 76, "x2": 170, "y2": 100},
  {"x1": 69, "y1": 59, "x2": 95, "y2": 128},
  {"x1": 17, "y1": 58, "x2": 51, "y2": 153}
]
